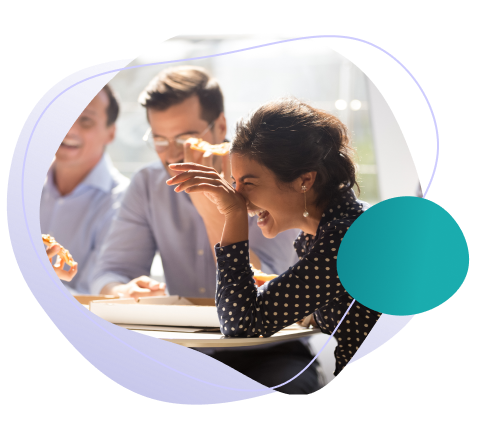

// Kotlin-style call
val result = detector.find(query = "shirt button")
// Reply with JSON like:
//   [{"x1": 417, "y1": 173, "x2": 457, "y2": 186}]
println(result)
[
  {"x1": 199, "y1": 287, "x2": 206, "y2": 294},
  {"x1": 197, "y1": 249, "x2": 204, "y2": 256}
]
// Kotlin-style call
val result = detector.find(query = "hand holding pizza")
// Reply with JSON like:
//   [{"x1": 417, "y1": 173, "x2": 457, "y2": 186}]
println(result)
[{"x1": 44, "y1": 238, "x2": 78, "y2": 282}]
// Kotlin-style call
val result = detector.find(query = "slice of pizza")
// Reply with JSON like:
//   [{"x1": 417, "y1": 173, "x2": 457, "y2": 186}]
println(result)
[
  {"x1": 251, "y1": 265, "x2": 278, "y2": 287},
  {"x1": 42, "y1": 234, "x2": 75, "y2": 266},
  {"x1": 188, "y1": 138, "x2": 230, "y2": 156}
]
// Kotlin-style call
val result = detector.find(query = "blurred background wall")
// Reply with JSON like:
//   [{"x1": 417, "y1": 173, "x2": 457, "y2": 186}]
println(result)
[{"x1": 108, "y1": 35, "x2": 420, "y2": 205}]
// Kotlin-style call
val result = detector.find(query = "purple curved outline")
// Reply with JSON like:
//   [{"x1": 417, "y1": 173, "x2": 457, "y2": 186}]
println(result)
[
  {"x1": 20, "y1": 35, "x2": 438, "y2": 393},
  {"x1": 270, "y1": 300, "x2": 356, "y2": 389},
  {"x1": 312, "y1": 35, "x2": 439, "y2": 198}
]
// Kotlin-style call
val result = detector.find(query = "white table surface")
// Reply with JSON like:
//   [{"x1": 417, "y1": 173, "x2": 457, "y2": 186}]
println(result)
[{"x1": 125, "y1": 325, "x2": 322, "y2": 348}]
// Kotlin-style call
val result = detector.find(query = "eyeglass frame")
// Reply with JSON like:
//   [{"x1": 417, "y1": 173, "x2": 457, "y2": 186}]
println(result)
[{"x1": 142, "y1": 120, "x2": 216, "y2": 152}]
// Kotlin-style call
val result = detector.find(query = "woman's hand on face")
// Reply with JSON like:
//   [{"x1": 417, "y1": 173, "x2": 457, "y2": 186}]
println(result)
[{"x1": 166, "y1": 163, "x2": 247, "y2": 217}]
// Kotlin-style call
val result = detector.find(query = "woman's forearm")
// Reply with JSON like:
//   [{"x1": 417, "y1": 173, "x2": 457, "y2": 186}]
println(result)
[
  {"x1": 215, "y1": 241, "x2": 263, "y2": 337},
  {"x1": 220, "y1": 208, "x2": 249, "y2": 247}
]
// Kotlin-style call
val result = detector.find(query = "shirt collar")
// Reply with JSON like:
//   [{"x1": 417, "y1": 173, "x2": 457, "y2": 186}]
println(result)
[
  {"x1": 80, "y1": 153, "x2": 115, "y2": 193},
  {"x1": 318, "y1": 189, "x2": 359, "y2": 229},
  {"x1": 46, "y1": 153, "x2": 115, "y2": 196}
]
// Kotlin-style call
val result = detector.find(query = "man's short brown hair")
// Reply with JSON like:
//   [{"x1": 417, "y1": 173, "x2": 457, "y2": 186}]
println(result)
[{"x1": 138, "y1": 66, "x2": 224, "y2": 123}]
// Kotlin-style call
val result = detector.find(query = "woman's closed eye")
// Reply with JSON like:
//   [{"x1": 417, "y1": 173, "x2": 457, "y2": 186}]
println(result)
[
  {"x1": 232, "y1": 182, "x2": 253, "y2": 189},
  {"x1": 232, "y1": 181, "x2": 254, "y2": 188}
]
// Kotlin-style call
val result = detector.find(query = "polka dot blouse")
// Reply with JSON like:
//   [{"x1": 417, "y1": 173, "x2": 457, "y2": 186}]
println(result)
[{"x1": 214, "y1": 190, "x2": 382, "y2": 376}]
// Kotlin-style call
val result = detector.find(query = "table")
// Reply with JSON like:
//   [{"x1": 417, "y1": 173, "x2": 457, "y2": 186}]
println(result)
[
  {"x1": 83, "y1": 296, "x2": 323, "y2": 348},
  {"x1": 116, "y1": 324, "x2": 322, "y2": 348}
]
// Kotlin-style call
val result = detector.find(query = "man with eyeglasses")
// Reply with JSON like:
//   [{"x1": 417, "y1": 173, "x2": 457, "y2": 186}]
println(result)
[
  {"x1": 40, "y1": 84, "x2": 130, "y2": 293},
  {"x1": 90, "y1": 66, "x2": 321, "y2": 394}
]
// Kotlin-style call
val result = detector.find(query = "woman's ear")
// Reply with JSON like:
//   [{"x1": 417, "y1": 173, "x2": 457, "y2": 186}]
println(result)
[{"x1": 298, "y1": 172, "x2": 317, "y2": 192}]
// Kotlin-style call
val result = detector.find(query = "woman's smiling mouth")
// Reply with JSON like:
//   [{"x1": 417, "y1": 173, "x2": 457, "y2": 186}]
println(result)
[
  {"x1": 248, "y1": 208, "x2": 270, "y2": 225},
  {"x1": 248, "y1": 209, "x2": 270, "y2": 226},
  {"x1": 257, "y1": 210, "x2": 270, "y2": 225}
]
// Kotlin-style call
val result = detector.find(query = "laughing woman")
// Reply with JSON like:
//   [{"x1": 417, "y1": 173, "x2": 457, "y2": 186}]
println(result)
[{"x1": 167, "y1": 97, "x2": 381, "y2": 376}]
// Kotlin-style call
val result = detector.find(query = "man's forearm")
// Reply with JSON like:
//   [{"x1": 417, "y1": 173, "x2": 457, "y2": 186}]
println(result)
[{"x1": 202, "y1": 213, "x2": 226, "y2": 256}]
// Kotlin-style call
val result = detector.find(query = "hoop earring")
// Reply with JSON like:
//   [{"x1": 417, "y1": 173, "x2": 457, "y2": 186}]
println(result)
[{"x1": 302, "y1": 185, "x2": 309, "y2": 217}]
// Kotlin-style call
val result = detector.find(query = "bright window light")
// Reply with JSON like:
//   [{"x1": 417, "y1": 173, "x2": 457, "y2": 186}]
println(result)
[
  {"x1": 350, "y1": 99, "x2": 362, "y2": 111},
  {"x1": 335, "y1": 99, "x2": 347, "y2": 110}
]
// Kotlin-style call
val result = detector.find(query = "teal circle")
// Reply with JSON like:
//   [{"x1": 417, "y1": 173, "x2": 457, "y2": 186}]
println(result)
[{"x1": 337, "y1": 197, "x2": 469, "y2": 315}]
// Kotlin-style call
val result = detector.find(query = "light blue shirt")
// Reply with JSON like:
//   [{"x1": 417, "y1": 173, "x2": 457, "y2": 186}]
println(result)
[
  {"x1": 40, "y1": 154, "x2": 130, "y2": 294},
  {"x1": 91, "y1": 161, "x2": 299, "y2": 296}
]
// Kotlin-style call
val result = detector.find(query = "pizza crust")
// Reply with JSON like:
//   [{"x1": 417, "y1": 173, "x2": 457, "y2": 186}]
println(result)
[{"x1": 188, "y1": 138, "x2": 230, "y2": 156}]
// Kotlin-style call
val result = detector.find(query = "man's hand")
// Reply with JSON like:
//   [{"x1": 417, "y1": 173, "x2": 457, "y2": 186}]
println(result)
[
  {"x1": 46, "y1": 243, "x2": 78, "y2": 282},
  {"x1": 105, "y1": 276, "x2": 166, "y2": 300}
]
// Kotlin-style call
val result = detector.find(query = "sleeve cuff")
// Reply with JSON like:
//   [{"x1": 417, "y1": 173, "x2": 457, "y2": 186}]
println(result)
[
  {"x1": 89, "y1": 272, "x2": 130, "y2": 295},
  {"x1": 215, "y1": 240, "x2": 250, "y2": 263},
  {"x1": 215, "y1": 240, "x2": 252, "y2": 284}
]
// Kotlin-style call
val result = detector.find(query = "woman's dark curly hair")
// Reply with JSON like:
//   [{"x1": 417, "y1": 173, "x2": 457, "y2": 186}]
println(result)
[{"x1": 231, "y1": 97, "x2": 359, "y2": 207}]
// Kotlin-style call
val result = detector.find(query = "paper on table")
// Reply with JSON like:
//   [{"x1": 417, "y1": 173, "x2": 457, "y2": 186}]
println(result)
[
  {"x1": 90, "y1": 295, "x2": 219, "y2": 327},
  {"x1": 136, "y1": 295, "x2": 193, "y2": 305},
  {"x1": 115, "y1": 323, "x2": 220, "y2": 333}
]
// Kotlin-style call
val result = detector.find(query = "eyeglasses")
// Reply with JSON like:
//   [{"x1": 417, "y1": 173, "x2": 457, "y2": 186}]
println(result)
[{"x1": 142, "y1": 121, "x2": 215, "y2": 152}]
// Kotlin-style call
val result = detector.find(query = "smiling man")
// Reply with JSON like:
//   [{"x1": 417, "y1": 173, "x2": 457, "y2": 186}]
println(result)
[
  {"x1": 91, "y1": 66, "x2": 322, "y2": 394},
  {"x1": 40, "y1": 84, "x2": 130, "y2": 293}
]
